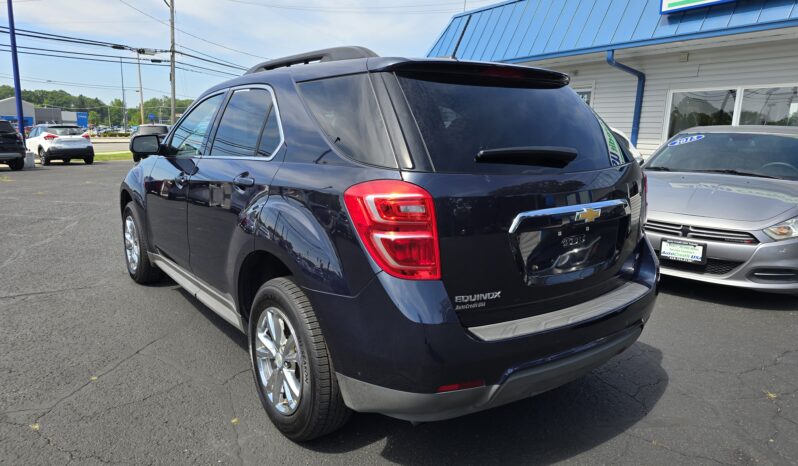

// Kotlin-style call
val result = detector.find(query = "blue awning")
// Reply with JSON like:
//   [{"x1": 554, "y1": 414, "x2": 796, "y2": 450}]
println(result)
[{"x1": 428, "y1": 0, "x2": 798, "y2": 62}]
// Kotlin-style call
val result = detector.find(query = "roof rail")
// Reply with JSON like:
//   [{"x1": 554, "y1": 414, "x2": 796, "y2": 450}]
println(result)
[{"x1": 245, "y1": 46, "x2": 378, "y2": 74}]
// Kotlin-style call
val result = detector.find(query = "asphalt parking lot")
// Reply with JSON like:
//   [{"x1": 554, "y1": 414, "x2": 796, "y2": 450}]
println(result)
[{"x1": 1, "y1": 161, "x2": 796, "y2": 465}]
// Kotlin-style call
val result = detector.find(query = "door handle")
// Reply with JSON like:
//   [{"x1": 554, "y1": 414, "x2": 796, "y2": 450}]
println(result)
[{"x1": 233, "y1": 173, "x2": 255, "y2": 188}]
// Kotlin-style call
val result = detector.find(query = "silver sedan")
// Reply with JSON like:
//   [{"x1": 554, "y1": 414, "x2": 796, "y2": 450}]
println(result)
[{"x1": 643, "y1": 125, "x2": 798, "y2": 295}]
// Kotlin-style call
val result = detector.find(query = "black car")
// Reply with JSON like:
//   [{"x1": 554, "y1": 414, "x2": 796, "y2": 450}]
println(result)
[
  {"x1": 0, "y1": 120, "x2": 26, "y2": 171},
  {"x1": 120, "y1": 47, "x2": 658, "y2": 441}
]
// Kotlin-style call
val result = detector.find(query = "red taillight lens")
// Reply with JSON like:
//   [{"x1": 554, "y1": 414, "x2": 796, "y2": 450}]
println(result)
[
  {"x1": 344, "y1": 180, "x2": 440, "y2": 280},
  {"x1": 43, "y1": 133, "x2": 58, "y2": 140},
  {"x1": 82, "y1": 133, "x2": 90, "y2": 140},
  {"x1": 436, "y1": 379, "x2": 485, "y2": 393}
]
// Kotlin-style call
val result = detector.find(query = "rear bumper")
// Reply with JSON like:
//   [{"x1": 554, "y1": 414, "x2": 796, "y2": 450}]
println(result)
[
  {"x1": 647, "y1": 232, "x2": 798, "y2": 294},
  {"x1": 45, "y1": 147, "x2": 94, "y2": 158},
  {"x1": 337, "y1": 325, "x2": 642, "y2": 422},
  {"x1": 0, "y1": 151, "x2": 25, "y2": 162},
  {"x1": 305, "y1": 237, "x2": 658, "y2": 420}
]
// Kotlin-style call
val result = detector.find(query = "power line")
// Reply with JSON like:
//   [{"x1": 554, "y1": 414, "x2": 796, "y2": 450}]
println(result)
[
  {"x1": 116, "y1": 0, "x2": 270, "y2": 60},
  {"x1": 0, "y1": 73, "x2": 195, "y2": 98},
  {"x1": 0, "y1": 47, "x2": 237, "y2": 78}
]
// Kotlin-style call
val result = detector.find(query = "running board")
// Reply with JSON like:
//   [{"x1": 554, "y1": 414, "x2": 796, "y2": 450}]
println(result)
[{"x1": 149, "y1": 253, "x2": 244, "y2": 332}]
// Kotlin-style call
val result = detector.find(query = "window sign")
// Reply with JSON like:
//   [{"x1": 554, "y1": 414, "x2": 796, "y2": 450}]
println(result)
[{"x1": 661, "y1": 0, "x2": 735, "y2": 14}]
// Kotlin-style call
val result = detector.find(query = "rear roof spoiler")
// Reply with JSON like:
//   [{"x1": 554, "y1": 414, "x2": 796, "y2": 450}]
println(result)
[
  {"x1": 246, "y1": 46, "x2": 378, "y2": 74},
  {"x1": 372, "y1": 60, "x2": 570, "y2": 88}
]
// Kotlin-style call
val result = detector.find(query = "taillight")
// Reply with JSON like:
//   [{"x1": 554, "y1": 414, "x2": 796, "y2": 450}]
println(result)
[
  {"x1": 43, "y1": 133, "x2": 58, "y2": 140},
  {"x1": 344, "y1": 180, "x2": 440, "y2": 280},
  {"x1": 82, "y1": 133, "x2": 90, "y2": 140}
]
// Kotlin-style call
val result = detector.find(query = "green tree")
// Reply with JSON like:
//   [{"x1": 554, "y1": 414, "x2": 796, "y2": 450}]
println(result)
[{"x1": 88, "y1": 111, "x2": 100, "y2": 126}]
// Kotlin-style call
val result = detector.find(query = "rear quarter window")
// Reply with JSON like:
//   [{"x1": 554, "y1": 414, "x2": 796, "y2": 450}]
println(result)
[
  {"x1": 298, "y1": 74, "x2": 397, "y2": 169},
  {"x1": 0, "y1": 120, "x2": 15, "y2": 133},
  {"x1": 396, "y1": 73, "x2": 622, "y2": 174}
]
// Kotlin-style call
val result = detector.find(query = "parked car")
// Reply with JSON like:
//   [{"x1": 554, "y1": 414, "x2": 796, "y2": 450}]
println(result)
[
  {"x1": 644, "y1": 125, "x2": 798, "y2": 294},
  {"x1": 120, "y1": 47, "x2": 658, "y2": 441},
  {"x1": 611, "y1": 127, "x2": 643, "y2": 164},
  {"x1": 130, "y1": 124, "x2": 170, "y2": 162},
  {"x1": 0, "y1": 119, "x2": 26, "y2": 171},
  {"x1": 26, "y1": 124, "x2": 94, "y2": 165}
]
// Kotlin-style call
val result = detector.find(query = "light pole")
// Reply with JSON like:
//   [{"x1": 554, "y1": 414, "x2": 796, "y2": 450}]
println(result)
[
  {"x1": 168, "y1": 0, "x2": 176, "y2": 124},
  {"x1": 6, "y1": 0, "x2": 25, "y2": 139},
  {"x1": 119, "y1": 58, "x2": 127, "y2": 131}
]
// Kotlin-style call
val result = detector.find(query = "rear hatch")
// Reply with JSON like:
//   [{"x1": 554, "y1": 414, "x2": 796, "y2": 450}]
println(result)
[
  {"x1": 46, "y1": 126, "x2": 90, "y2": 147},
  {"x1": 381, "y1": 62, "x2": 645, "y2": 326},
  {"x1": 0, "y1": 120, "x2": 24, "y2": 153}
]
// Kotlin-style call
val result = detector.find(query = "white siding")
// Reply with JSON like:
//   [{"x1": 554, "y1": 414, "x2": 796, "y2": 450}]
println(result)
[{"x1": 526, "y1": 38, "x2": 798, "y2": 156}]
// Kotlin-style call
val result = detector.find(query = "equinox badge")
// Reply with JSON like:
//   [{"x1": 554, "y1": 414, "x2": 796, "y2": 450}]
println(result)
[{"x1": 575, "y1": 207, "x2": 602, "y2": 223}]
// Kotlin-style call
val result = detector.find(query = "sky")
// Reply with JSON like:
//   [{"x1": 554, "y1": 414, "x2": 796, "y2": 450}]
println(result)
[{"x1": 0, "y1": 0, "x2": 493, "y2": 109}]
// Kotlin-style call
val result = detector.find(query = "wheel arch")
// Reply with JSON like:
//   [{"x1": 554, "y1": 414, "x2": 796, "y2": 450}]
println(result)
[{"x1": 237, "y1": 250, "x2": 292, "y2": 326}]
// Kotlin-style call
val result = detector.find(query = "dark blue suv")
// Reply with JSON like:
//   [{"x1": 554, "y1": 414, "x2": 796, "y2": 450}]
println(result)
[{"x1": 121, "y1": 47, "x2": 658, "y2": 441}]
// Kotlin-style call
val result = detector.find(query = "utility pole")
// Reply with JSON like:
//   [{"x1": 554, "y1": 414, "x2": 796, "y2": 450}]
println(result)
[
  {"x1": 168, "y1": 0, "x2": 176, "y2": 124},
  {"x1": 119, "y1": 58, "x2": 127, "y2": 131},
  {"x1": 136, "y1": 50, "x2": 145, "y2": 125},
  {"x1": 6, "y1": 0, "x2": 25, "y2": 140}
]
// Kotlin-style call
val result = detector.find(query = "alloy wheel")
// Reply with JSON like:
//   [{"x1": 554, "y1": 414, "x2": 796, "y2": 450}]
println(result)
[
  {"x1": 254, "y1": 307, "x2": 302, "y2": 415},
  {"x1": 124, "y1": 215, "x2": 140, "y2": 274}
]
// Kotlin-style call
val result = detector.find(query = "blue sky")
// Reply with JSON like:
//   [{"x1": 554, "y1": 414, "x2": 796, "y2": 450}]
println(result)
[{"x1": 1, "y1": 0, "x2": 491, "y2": 108}]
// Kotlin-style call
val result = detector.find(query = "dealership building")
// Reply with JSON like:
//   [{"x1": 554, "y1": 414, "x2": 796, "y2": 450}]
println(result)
[
  {"x1": 0, "y1": 97, "x2": 89, "y2": 129},
  {"x1": 429, "y1": 0, "x2": 798, "y2": 156}
]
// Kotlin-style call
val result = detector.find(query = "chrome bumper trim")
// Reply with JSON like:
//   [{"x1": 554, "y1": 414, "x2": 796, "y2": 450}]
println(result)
[{"x1": 468, "y1": 282, "x2": 650, "y2": 342}]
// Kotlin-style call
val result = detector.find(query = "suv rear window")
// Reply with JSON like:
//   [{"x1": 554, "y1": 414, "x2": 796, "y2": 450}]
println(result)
[
  {"x1": 396, "y1": 73, "x2": 620, "y2": 174},
  {"x1": 0, "y1": 120, "x2": 15, "y2": 133},
  {"x1": 47, "y1": 126, "x2": 82, "y2": 136},
  {"x1": 298, "y1": 74, "x2": 397, "y2": 168}
]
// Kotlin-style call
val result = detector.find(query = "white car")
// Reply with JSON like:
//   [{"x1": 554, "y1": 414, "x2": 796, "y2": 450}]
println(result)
[
  {"x1": 610, "y1": 127, "x2": 643, "y2": 164},
  {"x1": 26, "y1": 124, "x2": 94, "y2": 165}
]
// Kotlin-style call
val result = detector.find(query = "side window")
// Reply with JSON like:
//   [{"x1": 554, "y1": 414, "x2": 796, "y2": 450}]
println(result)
[
  {"x1": 169, "y1": 94, "x2": 224, "y2": 156},
  {"x1": 30, "y1": 127, "x2": 40, "y2": 137},
  {"x1": 257, "y1": 110, "x2": 281, "y2": 157},
  {"x1": 210, "y1": 88, "x2": 277, "y2": 158}
]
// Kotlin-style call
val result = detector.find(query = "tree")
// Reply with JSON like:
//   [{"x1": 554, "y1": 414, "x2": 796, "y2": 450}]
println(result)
[{"x1": 88, "y1": 111, "x2": 100, "y2": 126}]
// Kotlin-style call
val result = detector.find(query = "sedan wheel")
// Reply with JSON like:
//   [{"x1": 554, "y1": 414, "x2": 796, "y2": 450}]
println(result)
[{"x1": 254, "y1": 306, "x2": 302, "y2": 415}]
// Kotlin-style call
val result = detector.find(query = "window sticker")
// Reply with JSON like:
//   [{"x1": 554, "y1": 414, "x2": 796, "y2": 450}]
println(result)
[
  {"x1": 598, "y1": 120, "x2": 623, "y2": 166},
  {"x1": 668, "y1": 134, "x2": 705, "y2": 147}
]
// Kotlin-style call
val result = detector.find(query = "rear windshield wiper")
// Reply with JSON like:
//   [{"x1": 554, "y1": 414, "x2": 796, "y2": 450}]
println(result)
[
  {"x1": 475, "y1": 146, "x2": 577, "y2": 168},
  {"x1": 644, "y1": 166, "x2": 671, "y2": 171},
  {"x1": 693, "y1": 169, "x2": 780, "y2": 179}
]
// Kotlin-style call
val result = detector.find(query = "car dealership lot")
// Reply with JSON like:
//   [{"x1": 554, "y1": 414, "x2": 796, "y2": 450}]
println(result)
[{"x1": 0, "y1": 162, "x2": 796, "y2": 465}]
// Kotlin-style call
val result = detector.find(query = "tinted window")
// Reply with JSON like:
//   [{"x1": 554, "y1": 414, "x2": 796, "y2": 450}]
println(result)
[
  {"x1": 47, "y1": 126, "x2": 82, "y2": 136},
  {"x1": 397, "y1": 74, "x2": 616, "y2": 174},
  {"x1": 210, "y1": 89, "x2": 273, "y2": 158},
  {"x1": 137, "y1": 125, "x2": 169, "y2": 135},
  {"x1": 258, "y1": 110, "x2": 281, "y2": 157},
  {"x1": 647, "y1": 132, "x2": 798, "y2": 181},
  {"x1": 169, "y1": 94, "x2": 224, "y2": 156},
  {"x1": 669, "y1": 90, "x2": 736, "y2": 137},
  {"x1": 740, "y1": 87, "x2": 798, "y2": 126},
  {"x1": 298, "y1": 74, "x2": 396, "y2": 168},
  {"x1": 0, "y1": 120, "x2": 14, "y2": 133}
]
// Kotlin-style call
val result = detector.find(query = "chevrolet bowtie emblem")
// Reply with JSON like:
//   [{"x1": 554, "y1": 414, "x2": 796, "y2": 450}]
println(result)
[{"x1": 575, "y1": 208, "x2": 602, "y2": 223}]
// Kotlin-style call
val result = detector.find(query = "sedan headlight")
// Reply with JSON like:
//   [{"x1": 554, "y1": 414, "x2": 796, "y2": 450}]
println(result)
[{"x1": 764, "y1": 217, "x2": 798, "y2": 241}]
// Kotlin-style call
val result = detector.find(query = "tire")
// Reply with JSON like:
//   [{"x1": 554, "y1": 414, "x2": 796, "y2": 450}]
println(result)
[
  {"x1": 122, "y1": 201, "x2": 163, "y2": 284},
  {"x1": 249, "y1": 277, "x2": 350, "y2": 441},
  {"x1": 39, "y1": 148, "x2": 49, "y2": 166},
  {"x1": 84, "y1": 154, "x2": 94, "y2": 165},
  {"x1": 7, "y1": 157, "x2": 24, "y2": 171}
]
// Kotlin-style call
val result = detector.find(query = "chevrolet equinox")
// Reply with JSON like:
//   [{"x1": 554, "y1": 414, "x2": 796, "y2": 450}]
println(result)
[{"x1": 120, "y1": 47, "x2": 659, "y2": 441}]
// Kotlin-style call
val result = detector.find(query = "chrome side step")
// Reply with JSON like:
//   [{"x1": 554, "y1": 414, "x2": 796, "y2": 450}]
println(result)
[
  {"x1": 468, "y1": 282, "x2": 649, "y2": 342},
  {"x1": 149, "y1": 253, "x2": 244, "y2": 332}
]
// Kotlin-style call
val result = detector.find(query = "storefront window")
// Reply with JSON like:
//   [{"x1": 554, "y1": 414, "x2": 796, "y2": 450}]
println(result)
[
  {"x1": 668, "y1": 90, "x2": 736, "y2": 137},
  {"x1": 740, "y1": 86, "x2": 798, "y2": 126}
]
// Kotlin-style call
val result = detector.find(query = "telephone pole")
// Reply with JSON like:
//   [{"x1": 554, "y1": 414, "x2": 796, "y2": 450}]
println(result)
[
  {"x1": 6, "y1": 0, "x2": 25, "y2": 139},
  {"x1": 136, "y1": 50, "x2": 145, "y2": 125},
  {"x1": 168, "y1": 0, "x2": 176, "y2": 124},
  {"x1": 119, "y1": 58, "x2": 127, "y2": 131}
]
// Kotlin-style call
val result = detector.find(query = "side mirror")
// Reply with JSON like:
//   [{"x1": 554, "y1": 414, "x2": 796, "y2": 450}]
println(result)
[{"x1": 130, "y1": 134, "x2": 161, "y2": 160}]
